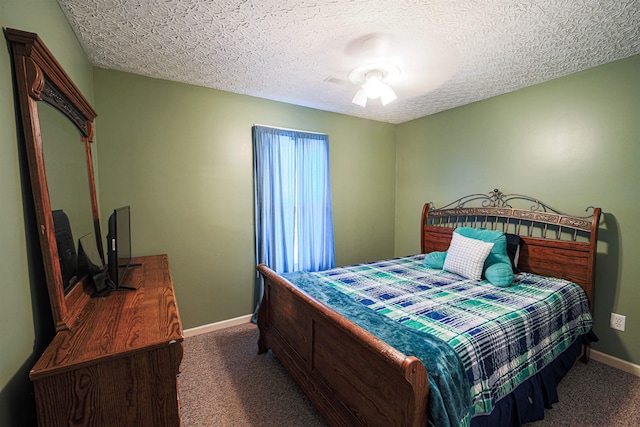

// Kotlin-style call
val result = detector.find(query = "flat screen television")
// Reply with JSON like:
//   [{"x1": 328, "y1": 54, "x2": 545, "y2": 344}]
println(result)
[{"x1": 107, "y1": 205, "x2": 136, "y2": 290}]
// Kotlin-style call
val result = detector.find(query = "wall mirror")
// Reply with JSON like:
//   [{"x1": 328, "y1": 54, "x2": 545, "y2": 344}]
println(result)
[
  {"x1": 5, "y1": 28, "x2": 103, "y2": 332},
  {"x1": 40, "y1": 100, "x2": 96, "y2": 292}
]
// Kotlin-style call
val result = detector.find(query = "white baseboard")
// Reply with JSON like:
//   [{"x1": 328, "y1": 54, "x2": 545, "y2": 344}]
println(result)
[
  {"x1": 183, "y1": 314, "x2": 253, "y2": 338},
  {"x1": 591, "y1": 349, "x2": 640, "y2": 377}
]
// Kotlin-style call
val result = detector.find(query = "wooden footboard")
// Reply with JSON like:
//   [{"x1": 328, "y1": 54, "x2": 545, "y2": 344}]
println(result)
[{"x1": 257, "y1": 264, "x2": 430, "y2": 427}]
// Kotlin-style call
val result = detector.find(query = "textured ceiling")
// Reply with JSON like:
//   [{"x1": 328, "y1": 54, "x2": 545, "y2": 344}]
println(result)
[{"x1": 58, "y1": 0, "x2": 640, "y2": 124}]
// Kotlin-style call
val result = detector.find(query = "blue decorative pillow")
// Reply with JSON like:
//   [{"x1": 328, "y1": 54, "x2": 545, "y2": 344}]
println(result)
[
  {"x1": 424, "y1": 251, "x2": 447, "y2": 269},
  {"x1": 454, "y1": 227, "x2": 514, "y2": 287}
]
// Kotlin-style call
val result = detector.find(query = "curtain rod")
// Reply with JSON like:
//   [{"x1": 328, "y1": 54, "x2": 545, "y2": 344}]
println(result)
[{"x1": 253, "y1": 124, "x2": 327, "y2": 136}]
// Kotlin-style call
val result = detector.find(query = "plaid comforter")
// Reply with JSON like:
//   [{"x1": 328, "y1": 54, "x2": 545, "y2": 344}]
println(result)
[{"x1": 301, "y1": 254, "x2": 593, "y2": 420}]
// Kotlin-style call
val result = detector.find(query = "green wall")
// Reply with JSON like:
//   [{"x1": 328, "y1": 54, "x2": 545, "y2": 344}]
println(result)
[
  {"x1": 395, "y1": 54, "x2": 640, "y2": 365},
  {"x1": 92, "y1": 69, "x2": 397, "y2": 329},
  {"x1": 0, "y1": 0, "x2": 96, "y2": 424}
]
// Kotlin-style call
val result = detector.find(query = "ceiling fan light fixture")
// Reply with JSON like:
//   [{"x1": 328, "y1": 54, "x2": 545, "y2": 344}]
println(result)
[
  {"x1": 349, "y1": 64, "x2": 400, "y2": 108},
  {"x1": 352, "y1": 87, "x2": 368, "y2": 107},
  {"x1": 362, "y1": 70, "x2": 385, "y2": 99},
  {"x1": 379, "y1": 84, "x2": 397, "y2": 106}
]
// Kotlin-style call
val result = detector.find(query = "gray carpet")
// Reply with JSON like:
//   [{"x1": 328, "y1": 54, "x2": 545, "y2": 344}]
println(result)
[
  {"x1": 525, "y1": 355, "x2": 640, "y2": 426},
  {"x1": 179, "y1": 322, "x2": 326, "y2": 427},
  {"x1": 179, "y1": 323, "x2": 640, "y2": 426}
]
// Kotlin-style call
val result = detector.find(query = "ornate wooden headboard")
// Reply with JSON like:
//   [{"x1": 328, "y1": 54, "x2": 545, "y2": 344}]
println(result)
[{"x1": 421, "y1": 189, "x2": 601, "y2": 308}]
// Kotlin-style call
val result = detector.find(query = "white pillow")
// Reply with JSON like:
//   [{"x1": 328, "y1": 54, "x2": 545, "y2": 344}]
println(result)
[{"x1": 443, "y1": 232, "x2": 495, "y2": 281}]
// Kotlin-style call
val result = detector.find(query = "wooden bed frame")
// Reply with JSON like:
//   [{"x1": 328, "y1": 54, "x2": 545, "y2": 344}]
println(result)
[{"x1": 256, "y1": 189, "x2": 601, "y2": 426}]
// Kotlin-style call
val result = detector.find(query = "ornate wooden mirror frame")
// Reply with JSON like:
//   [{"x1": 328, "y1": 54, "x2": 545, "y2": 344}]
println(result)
[{"x1": 5, "y1": 28, "x2": 103, "y2": 332}]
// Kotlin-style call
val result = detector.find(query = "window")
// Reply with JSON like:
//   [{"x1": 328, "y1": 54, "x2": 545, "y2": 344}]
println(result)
[{"x1": 253, "y1": 125, "x2": 335, "y2": 277}]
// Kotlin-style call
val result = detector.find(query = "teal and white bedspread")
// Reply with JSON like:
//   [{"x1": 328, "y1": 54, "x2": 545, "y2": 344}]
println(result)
[{"x1": 282, "y1": 254, "x2": 593, "y2": 426}]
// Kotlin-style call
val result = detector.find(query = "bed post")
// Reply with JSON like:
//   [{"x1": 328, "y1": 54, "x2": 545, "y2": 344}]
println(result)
[
  {"x1": 420, "y1": 202, "x2": 431, "y2": 254},
  {"x1": 582, "y1": 206, "x2": 601, "y2": 363},
  {"x1": 256, "y1": 265, "x2": 270, "y2": 354}
]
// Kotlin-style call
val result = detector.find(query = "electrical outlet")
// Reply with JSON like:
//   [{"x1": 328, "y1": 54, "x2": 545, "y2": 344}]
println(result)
[{"x1": 610, "y1": 313, "x2": 626, "y2": 331}]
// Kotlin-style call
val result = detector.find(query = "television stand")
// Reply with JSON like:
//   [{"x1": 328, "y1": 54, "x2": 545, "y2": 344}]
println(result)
[{"x1": 112, "y1": 262, "x2": 143, "y2": 291}]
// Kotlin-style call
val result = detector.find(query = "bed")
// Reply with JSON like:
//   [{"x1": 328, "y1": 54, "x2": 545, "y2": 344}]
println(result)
[{"x1": 256, "y1": 189, "x2": 601, "y2": 426}]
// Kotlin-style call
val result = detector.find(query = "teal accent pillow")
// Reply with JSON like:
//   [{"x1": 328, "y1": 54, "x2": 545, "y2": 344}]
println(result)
[
  {"x1": 424, "y1": 251, "x2": 447, "y2": 269},
  {"x1": 484, "y1": 262, "x2": 515, "y2": 287},
  {"x1": 454, "y1": 227, "x2": 514, "y2": 287}
]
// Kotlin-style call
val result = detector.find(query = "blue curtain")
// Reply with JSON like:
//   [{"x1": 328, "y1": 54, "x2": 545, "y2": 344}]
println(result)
[{"x1": 253, "y1": 125, "x2": 335, "y2": 312}]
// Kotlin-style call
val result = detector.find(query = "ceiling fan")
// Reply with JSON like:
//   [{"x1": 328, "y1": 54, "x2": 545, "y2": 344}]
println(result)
[{"x1": 324, "y1": 32, "x2": 460, "y2": 108}]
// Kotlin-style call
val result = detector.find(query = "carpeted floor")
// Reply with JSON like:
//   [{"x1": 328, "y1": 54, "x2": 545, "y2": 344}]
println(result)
[
  {"x1": 179, "y1": 323, "x2": 640, "y2": 426},
  {"x1": 179, "y1": 322, "x2": 326, "y2": 427},
  {"x1": 525, "y1": 355, "x2": 640, "y2": 426}
]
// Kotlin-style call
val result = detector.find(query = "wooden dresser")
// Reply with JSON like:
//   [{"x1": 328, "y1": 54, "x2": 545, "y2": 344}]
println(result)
[{"x1": 30, "y1": 254, "x2": 184, "y2": 427}]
